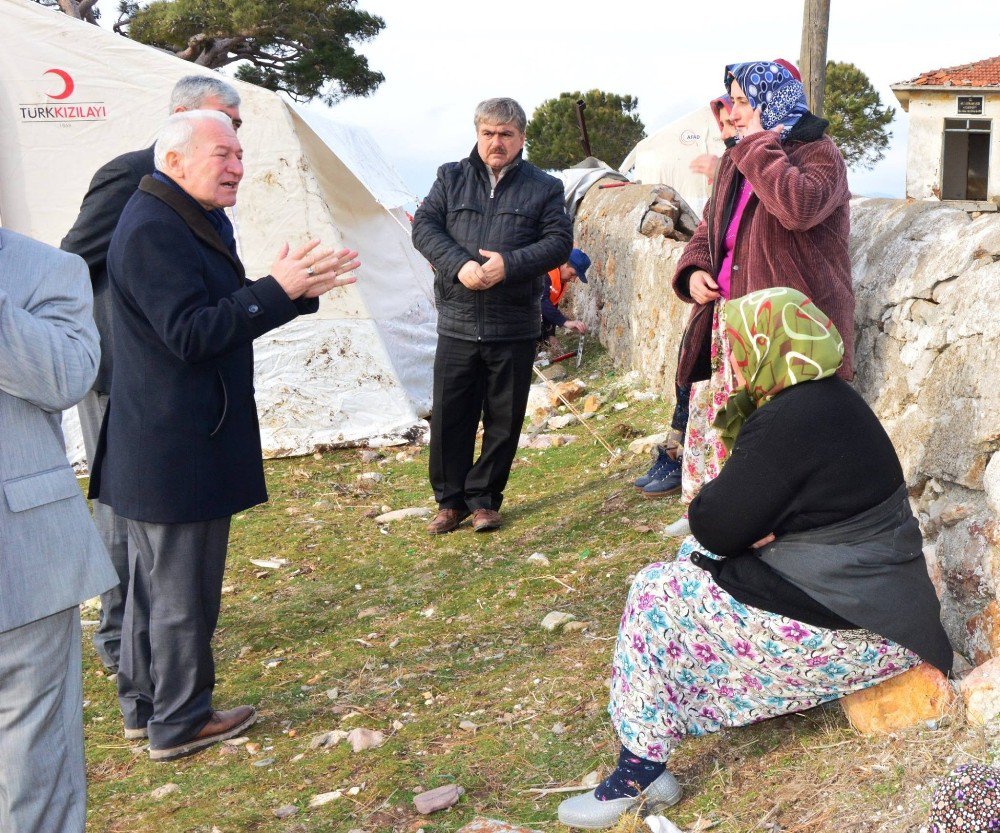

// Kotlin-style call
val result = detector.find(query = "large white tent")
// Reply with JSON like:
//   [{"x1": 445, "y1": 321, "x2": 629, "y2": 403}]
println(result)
[
  {"x1": 0, "y1": 0, "x2": 437, "y2": 462},
  {"x1": 620, "y1": 106, "x2": 727, "y2": 217}
]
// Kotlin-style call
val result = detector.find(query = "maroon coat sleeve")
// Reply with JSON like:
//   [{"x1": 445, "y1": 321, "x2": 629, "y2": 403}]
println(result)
[
  {"x1": 672, "y1": 218, "x2": 712, "y2": 302},
  {"x1": 729, "y1": 133, "x2": 849, "y2": 232}
]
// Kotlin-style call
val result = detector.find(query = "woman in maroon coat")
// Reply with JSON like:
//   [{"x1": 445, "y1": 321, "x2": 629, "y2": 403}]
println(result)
[{"x1": 672, "y1": 60, "x2": 853, "y2": 506}]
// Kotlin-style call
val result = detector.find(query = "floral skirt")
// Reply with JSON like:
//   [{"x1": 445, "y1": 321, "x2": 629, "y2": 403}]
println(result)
[
  {"x1": 681, "y1": 300, "x2": 733, "y2": 505},
  {"x1": 608, "y1": 538, "x2": 920, "y2": 762}
]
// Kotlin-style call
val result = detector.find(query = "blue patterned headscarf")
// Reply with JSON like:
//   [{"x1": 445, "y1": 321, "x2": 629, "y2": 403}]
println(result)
[{"x1": 725, "y1": 60, "x2": 809, "y2": 140}]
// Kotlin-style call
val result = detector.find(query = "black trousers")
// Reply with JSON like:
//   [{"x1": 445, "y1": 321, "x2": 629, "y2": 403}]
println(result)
[
  {"x1": 429, "y1": 335, "x2": 536, "y2": 512},
  {"x1": 118, "y1": 517, "x2": 230, "y2": 748}
]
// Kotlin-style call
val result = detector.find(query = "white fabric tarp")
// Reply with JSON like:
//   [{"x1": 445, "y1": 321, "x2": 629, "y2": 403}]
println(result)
[
  {"x1": 0, "y1": 0, "x2": 437, "y2": 463},
  {"x1": 620, "y1": 106, "x2": 727, "y2": 217}
]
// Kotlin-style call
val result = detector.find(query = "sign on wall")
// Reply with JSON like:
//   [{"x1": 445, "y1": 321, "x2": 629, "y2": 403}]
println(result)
[{"x1": 957, "y1": 96, "x2": 984, "y2": 115}]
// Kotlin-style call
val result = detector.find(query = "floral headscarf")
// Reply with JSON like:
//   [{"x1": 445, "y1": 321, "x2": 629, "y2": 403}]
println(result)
[
  {"x1": 713, "y1": 287, "x2": 844, "y2": 450},
  {"x1": 724, "y1": 60, "x2": 809, "y2": 140}
]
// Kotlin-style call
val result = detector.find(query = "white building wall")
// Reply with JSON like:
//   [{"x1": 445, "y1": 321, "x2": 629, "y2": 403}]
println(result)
[{"x1": 904, "y1": 91, "x2": 1000, "y2": 201}]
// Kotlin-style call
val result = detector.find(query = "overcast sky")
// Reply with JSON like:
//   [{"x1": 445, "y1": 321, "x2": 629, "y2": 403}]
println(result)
[{"x1": 317, "y1": 0, "x2": 1000, "y2": 202}]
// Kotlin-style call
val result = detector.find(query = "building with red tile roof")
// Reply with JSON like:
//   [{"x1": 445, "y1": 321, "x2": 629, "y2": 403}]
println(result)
[{"x1": 891, "y1": 55, "x2": 1000, "y2": 203}]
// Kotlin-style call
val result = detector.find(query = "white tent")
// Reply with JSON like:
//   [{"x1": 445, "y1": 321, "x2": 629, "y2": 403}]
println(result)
[
  {"x1": 620, "y1": 106, "x2": 727, "y2": 217},
  {"x1": 0, "y1": 0, "x2": 437, "y2": 461}
]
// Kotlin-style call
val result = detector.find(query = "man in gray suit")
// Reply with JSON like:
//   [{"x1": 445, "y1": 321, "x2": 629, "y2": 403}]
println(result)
[
  {"x1": 61, "y1": 75, "x2": 242, "y2": 674},
  {"x1": 0, "y1": 229, "x2": 118, "y2": 833}
]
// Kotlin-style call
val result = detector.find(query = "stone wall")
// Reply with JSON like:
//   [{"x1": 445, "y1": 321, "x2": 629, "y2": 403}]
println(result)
[{"x1": 567, "y1": 187, "x2": 1000, "y2": 666}]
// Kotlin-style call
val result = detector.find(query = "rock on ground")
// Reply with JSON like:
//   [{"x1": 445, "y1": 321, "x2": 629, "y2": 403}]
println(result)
[
  {"x1": 413, "y1": 783, "x2": 464, "y2": 814},
  {"x1": 347, "y1": 727, "x2": 385, "y2": 752},
  {"x1": 540, "y1": 611, "x2": 577, "y2": 632},
  {"x1": 150, "y1": 783, "x2": 180, "y2": 800},
  {"x1": 456, "y1": 819, "x2": 544, "y2": 833},
  {"x1": 374, "y1": 507, "x2": 432, "y2": 523},
  {"x1": 839, "y1": 662, "x2": 957, "y2": 733},
  {"x1": 628, "y1": 431, "x2": 670, "y2": 456},
  {"x1": 960, "y1": 656, "x2": 1000, "y2": 725},
  {"x1": 272, "y1": 805, "x2": 298, "y2": 819}
]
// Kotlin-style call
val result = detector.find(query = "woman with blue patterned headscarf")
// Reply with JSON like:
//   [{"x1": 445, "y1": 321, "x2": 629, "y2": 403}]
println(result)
[{"x1": 724, "y1": 60, "x2": 810, "y2": 140}]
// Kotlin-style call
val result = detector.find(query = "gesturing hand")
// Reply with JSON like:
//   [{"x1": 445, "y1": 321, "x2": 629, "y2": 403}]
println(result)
[
  {"x1": 689, "y1": 270, "x2": 721, "y2": 305},
  {"x1": 271, "y1": 239, "x2": 360, "y2": 300},
  {"x1": 689, "y1": 153, "x2": 719, "y2": 179},
  {"x1": 564, "y1": 320, "x2": 587, "y2": 334}
]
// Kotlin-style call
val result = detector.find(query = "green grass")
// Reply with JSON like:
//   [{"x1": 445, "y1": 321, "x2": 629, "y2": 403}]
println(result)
[{"x1": 80, "y1": 347, "x2": 989, "y2": 833}]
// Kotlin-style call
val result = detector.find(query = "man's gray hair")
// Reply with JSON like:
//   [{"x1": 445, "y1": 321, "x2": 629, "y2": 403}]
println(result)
[
  {"x1": 153, "y1": 109, "x2": 233, "y2": 172},
  {"x1": 474, "y1": 98, "x2": 527, "y2": 133},
  {"x1": 169, "y1": 75, "x2": 241, "y2": 112}
]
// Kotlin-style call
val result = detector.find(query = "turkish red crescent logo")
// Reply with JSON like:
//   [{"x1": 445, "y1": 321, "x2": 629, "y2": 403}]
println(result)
[{"x1": 44, "y1": 68, "x2": 75, "y2": 100}]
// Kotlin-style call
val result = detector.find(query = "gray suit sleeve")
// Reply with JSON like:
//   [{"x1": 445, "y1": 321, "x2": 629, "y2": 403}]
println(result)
[{"x1": 0, "y1": 251, "x2": 99, "y2": 412}]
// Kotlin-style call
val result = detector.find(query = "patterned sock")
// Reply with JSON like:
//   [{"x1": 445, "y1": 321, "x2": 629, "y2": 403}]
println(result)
[{"x1": 593, "y1": 745, "x2": 666, "y2": 800}]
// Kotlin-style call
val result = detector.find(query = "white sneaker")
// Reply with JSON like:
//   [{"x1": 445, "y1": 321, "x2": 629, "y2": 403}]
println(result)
[
  {"x1": 557, "y1": 770, "x2": 682, "y2": 830},
  {"x1": 662, "y1": 516, "x2": 690, "y2": 538}
]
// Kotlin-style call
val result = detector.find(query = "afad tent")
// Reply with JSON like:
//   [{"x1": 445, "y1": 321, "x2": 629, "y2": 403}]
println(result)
[
  {"x1": 620, "y1": 106, "x2": 727, "y2": 217},
  {"x1": 0, "y1": 0, "x2": 437, "y2": 462}
]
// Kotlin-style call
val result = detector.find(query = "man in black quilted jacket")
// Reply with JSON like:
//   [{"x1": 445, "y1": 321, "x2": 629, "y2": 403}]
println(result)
[{"x1": 412, "y1": 98, "x2": 572, "y2": 534}]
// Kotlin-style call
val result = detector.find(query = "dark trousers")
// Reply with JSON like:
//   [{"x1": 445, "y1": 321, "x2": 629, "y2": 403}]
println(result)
[
  {"x1": 118, "y1": 517, "x2": 230, "y2": 748},
  {"x1": 77, "y1": 388, "x2": 129, "y2": 671},
  {"x1": 429, "y1": 335, "x2": 536, "y2": 512}
]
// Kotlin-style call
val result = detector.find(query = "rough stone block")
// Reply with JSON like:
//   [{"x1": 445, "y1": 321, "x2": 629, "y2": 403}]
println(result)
[
  {"x1": 840, "y1": 662, "x2": 956, "y2": 733},
  {"x1": 548, "y1": 379, "x2": 586, "y2": 406},
  {"x1": 966, "y1": 600, "x2": 1000, "y2": 665},
  {"x1": 960, "y1": 656, "x2": 1000, "y2": 725},
  {"x1": 457, "y1": 819, "x2": 543, "y2": 833}
]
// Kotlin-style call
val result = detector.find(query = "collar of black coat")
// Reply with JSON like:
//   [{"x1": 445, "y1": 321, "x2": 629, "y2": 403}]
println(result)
[
  {"x1": 785, "y1": 111, "x2": 829, "y2": 143},
  {"x1": 468, "y1": 144, "x2": 523, "y2": 181},
  {"x1": 137, "y1": 175, "x2": 246, "y2": 284}
]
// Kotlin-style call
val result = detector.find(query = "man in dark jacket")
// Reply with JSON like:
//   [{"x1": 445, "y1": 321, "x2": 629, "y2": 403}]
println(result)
[
  {"x1": 412, "y1": 98, "x2": 572, "y2": 534},
  {"x1": 61, "y1": 75, "x2": 242, "y2": 675},
  {"x1": 89, "y1": 109, "x2": 359, "y2": 761}
]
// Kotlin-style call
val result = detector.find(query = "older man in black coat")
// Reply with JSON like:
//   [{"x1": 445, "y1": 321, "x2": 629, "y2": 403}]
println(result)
[
  {"x1": 61, "y1": 75, "x2": 243, "y2": 675},
  {"x1": 90, "y1": 109, "x2": 359, "y2": 761}
]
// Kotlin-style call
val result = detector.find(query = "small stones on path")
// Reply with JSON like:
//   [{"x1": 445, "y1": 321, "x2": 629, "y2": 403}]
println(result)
[
  {"x1": 527, "y1": 552, "x2": 550, "y2": 566},
  {"x1": 358, "y1": 472, "x2": 384, "y2": 483},
  {"x1": 346, "y1": 727, "x2": 385, "y2": 752},
  {"x1": 540, "y1": 611, "x2": 577, "y2": 632},
  {"x1": 580, "y1": 770, "x2": 602, "y2": 788},
  {"x1": 224, "y1": 736, "x2": 249, "y2": 746},
  {"x1": 563, "y1": 621, "x2": 589, "y2": 633},
  {"x1": 413, "y1": 783, "x2": 464, "y2": 814},
  {"x1": 272, "y1": 805, "x2": 298, "y2": 819},
  {"x1": 253, "y1": 757, "x2": 275, "y2": 767},
  {"x1": 150, "y1": 783, "x2": 180, "y2": 800},
  {"x1": 458, "y1": 720, "x2": 478, "y2": 733}
]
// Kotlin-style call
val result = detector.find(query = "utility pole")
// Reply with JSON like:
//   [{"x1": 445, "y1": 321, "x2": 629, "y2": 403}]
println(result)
[
  {"x1": 575, "y1": 99, "x2": 592, "y2": 159},
  {"x1": 799, "y1": 0, "x2": 831, "y2": 116}
]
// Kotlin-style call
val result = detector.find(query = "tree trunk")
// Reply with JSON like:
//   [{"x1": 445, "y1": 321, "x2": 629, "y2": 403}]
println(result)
[{"x1": 799, "y1": 0, "x2": 831, "y2": 117}]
